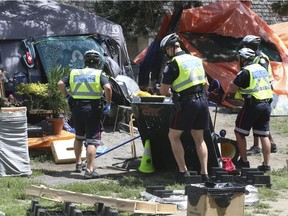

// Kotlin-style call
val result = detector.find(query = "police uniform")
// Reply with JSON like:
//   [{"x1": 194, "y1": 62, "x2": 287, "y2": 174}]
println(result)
[
  {"x1": 254, "y1": 50, "x2": 273, "y2": 82},
  {"x1": 162, "y1": 51, "x2": 209, "y2": 131},
  {"x1": 61, "y1": 67, "x2": 109, "y2": 145},
  {"x1": 233, "y1": 62, "x2": 273, "y2": 137}
]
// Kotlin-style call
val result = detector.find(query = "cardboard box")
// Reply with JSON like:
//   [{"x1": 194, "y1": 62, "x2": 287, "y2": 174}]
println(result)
[{"x1": 186, "y1": 183, "x2": 245, "y2": 216}]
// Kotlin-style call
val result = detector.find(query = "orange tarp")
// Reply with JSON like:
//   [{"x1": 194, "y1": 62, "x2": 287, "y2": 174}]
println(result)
[
  {"x1": 156, "y1": 1, "x2": 288, "y2": 96},
  {"x1": 28, "y1": 130, "x2": 75, "y2": 150},
  {"x1": 269, "y1": 22, "x2": 288, "y2": 48}
]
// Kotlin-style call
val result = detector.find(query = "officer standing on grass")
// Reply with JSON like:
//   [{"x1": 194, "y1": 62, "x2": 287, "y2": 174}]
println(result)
[
  {"x1": 228, "y1": 47, "x2": 273, "y2": 172},
  {"x1": 57, "y1": 50, "x2": 112, "y2": 179},
  {"x1": 159, "y1": 33, "x2": 210, "y2": 183},
  {"x1": 241, "y1": 35, "x2": 277, "y2": 155}
]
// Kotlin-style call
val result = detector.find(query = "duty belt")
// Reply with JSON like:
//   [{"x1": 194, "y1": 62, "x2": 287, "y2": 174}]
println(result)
[
  {"x1": 73, "y1": 100, "x2": 98, "y2": 105},
  {"x1": 245, "y1": 97, "x2": 271, "y2": 105},
  {"x1": 179, "y1": 91, "x2": 205, "y2": 101}
]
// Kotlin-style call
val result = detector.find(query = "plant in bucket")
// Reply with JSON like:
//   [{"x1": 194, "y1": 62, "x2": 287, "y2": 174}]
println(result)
[
  {"x1": 0, "y1": 94, "x2": 23, "y2": 108},
  {"x1": 45, "y1": 65, "x2": 71, "y2": 135}
]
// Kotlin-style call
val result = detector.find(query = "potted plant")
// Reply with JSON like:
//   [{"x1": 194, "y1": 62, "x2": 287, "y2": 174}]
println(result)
[
  {"x1": 45, "y1": 65, "x2": 71, "y2": 135},
  {"x1": 0, "y1": 94, "x2": 24, "y2": 108},
  {"x1": 0, "y1": 94, "x2": 26, "y2": 131}
]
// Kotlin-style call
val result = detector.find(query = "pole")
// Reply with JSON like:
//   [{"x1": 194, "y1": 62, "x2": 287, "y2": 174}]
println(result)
[
  {"x1": 95, "y1": 135, "x2": 141, "y2": 158},
  {"x1": 209, "y1": 79, "x2": 221, "y2": 130}
]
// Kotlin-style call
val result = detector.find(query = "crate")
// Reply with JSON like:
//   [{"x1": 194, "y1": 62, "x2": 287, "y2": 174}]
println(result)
[{"x1": 186, "y1": 182, "x2": 245, "y2": 216}]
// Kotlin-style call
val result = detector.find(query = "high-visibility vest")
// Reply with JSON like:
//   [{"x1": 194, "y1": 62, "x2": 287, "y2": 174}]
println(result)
[
  {"x1": 254, "y1": 52, "x2": 273, "y2": 82},
  {"x1": 235, "y1": 63, "x2": 273, "y2": 100},
  {"x1": 171, "y1": 54, "x2": 206, "y2": 92},
  {"x1": 69, "y1": 68, "x2": 103, "y2": 100}
]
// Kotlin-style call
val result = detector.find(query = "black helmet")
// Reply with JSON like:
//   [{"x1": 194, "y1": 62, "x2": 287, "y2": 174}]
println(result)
[
  {"x1": 84, "y1": 50, "x2": 101, "y2": 64},
  {"x1": 238, "y1": 48, "x2": 256, "y2": 60},
  {"x1": 241, "y1": 35, "x2": 261, "y2": 46},
  {"x1": 160, "y1": 33, "x2": 180, "y2": 50}
]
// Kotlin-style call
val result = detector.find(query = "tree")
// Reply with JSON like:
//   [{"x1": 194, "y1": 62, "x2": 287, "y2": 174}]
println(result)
[
  {"x1": 271, "y1": 1, "x2": 288, "y2": 16},
  {"x1": 67, "y1": 1, "x2": 202, "y2": 38}
]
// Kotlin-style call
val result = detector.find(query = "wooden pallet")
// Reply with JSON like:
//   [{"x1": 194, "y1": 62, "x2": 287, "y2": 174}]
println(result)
[{"x1": 26, "y1": 185, "x2": 177, "y2": 215}]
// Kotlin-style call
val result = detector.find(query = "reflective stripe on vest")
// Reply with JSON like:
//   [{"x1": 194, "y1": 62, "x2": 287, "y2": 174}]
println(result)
[
  {"x1": 235, "y1": 64, "x2": 273, "y2": 100},
  {"x1": 172, "y1": 54, "x2": 206, "y2": 92},
  {"x1": 69, "y1": 68, "x2": 102, "y2": 99},
  {"x1": 254, "y1": 52, "x2": 273, "y2": 82}
]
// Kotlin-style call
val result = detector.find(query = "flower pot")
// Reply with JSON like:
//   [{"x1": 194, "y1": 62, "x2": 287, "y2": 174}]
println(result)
[{"x1": 47, "y1": 117, "x2": 64, "y2": 135}]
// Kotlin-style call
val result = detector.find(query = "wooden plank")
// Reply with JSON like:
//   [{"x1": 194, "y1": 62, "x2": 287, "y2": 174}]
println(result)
[
  {"x1": 1, "y1": 107, "x2": 27, "y2": 112},
  {"x1": 51, "y1": 139, "x2": 86, "y2": 164},
  {"x1": 0, "y1": 81, "x2": 5, "y2": 97},
  {"x1": 26, "y1": 185, "x2": 177, "y2": 215},
  {"x1": 29, "y1": 109, "x2": 53, "y2": 115}
]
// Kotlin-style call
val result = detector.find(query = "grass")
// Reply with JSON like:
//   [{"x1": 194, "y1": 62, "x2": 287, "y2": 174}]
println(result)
[
  {"x1": 0, "y1": 117, "x2": 287, "y2": 215},
  {"x1": 1, "y1": 163, "x2": 288, "y2": 216},
  {"x1": 270, "y1": 116, "x2": 288, "y2": 138}
]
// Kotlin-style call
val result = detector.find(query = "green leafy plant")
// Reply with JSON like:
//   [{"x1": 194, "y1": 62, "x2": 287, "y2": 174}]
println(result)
[
  {"x1": 15, "y1": 82, "x2": 48, "y2": 109},
  {"x1": 271, "y1": 2, "x2": 288, "y2": 16},
  {"x1": 0, "y1": 94, "x2": 23, "y2": 107},
  {"x1": 46, "y1": 65, "x2": 71, "y2": 119}
]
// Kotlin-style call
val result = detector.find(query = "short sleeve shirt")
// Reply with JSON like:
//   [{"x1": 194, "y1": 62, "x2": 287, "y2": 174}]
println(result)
[{"x1": 233, "y1": 69, "x2": 250, "y2": 89}]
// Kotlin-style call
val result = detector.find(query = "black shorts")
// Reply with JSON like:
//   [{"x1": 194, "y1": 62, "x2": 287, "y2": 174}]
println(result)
[
  {"x1": 72, "y1": 101, "x2": 102, "y2": 145},
  {"x1": 169, "y1": 97, "x2": 209, "y2": 131},
  {"x1": 235, "y1": 102, "x2": 271, "y2": 137}
]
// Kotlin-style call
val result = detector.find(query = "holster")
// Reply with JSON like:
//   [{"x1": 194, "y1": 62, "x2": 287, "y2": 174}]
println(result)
[{"x1": 172, "y1": 93, "x2": 181, "y2": 112}]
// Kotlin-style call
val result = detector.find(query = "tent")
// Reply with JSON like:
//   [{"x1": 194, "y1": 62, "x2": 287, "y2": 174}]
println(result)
[
  {"x1": 0, "y1": 0, "x2": 132, "y2": 93},
  {"x1": 0, "y1": 0, "x2": 133, "y2": 176},
  {"x1": 135, "y1": 1, "x2": 288, "y2": 114}
]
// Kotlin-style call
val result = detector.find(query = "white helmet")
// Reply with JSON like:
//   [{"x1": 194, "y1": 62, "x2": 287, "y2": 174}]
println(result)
[
  {"x1": 242, "y1": 35, "x2": 261, "y2": 46},
  {"x1": 238, "y1": 48, "x2": 256, "y2": 60},
  {"x1": 160, "y1": 33, "x2": 180, "y2": 50},
  {"x1": 84, "y1": 49, "x2": 101, "y2": 64}
]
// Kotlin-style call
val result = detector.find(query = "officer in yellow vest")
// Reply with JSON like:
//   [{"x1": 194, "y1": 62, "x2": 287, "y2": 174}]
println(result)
[
  {"x1": 241, "y1": 35, "x2": 277, "y2": 155},
  {"x1": 58, "y1": 50, "x2": 112, "y2": 179},
  {"x1": 228, "y1": 47, "x2": 273, "y2": 172},
  {"x1": 159, "y1": 33, "x2": 210, "y2": 183}
]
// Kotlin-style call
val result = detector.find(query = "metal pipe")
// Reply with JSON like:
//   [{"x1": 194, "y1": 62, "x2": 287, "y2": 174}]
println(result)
[{"x1": 95, "y1": 135, "x2": 141, "y2": 158}]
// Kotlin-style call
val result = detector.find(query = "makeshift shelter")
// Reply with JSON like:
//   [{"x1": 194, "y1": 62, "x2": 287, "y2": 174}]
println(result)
[
  {"x1": 269, "y1": 22, "x2": 288, "y2": 48},
  {"x1": 0, "y1": 0, "x2": 132, "y2": 94},
  {"x1": 0, "y1": 0, "x2": 134, "y2": 175},
  {"x1": 135, "y1": 1, "x2": 288, "y2": 115}
]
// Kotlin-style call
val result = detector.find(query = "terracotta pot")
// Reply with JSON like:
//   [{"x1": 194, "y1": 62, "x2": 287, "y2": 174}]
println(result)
[{"x1": 47, "y1": 117, "x2": 64, "y2": 135}]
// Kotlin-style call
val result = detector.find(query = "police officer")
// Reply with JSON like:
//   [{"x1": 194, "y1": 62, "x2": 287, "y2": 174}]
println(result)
[
  {"x1": 58, "y1": 50, "x2": 112, "y2": 179},
  {"x1": 159, "y1": 33, "x2": 210, "y2": 183},
  {"x1": 241, "y1": 35, "x2": 277, "y2": 155},
  {"x1": 228, "y1": 48, "x2": 273, "y2": 172}
]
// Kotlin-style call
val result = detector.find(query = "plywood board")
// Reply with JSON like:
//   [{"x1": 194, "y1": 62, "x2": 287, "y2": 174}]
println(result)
[{"x1": 51, "y1": 139, "x2": 86, "y2": 164}]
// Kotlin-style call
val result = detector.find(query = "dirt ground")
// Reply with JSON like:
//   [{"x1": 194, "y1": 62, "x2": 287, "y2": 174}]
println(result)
[{"x1": 30, "y1": 105, "x2": 288, "y2": 216}]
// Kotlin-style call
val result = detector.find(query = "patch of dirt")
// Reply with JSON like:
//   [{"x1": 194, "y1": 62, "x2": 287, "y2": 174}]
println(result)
[
  {"x1": 211, "y1": 106, "x2": 288, "y2": 216},
  {"x1": 30, "y1": 105, "x2": 288, "y2": 216},
  {"x1": 212, "y1": 106, "x2": 288, "y2": 171}
]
